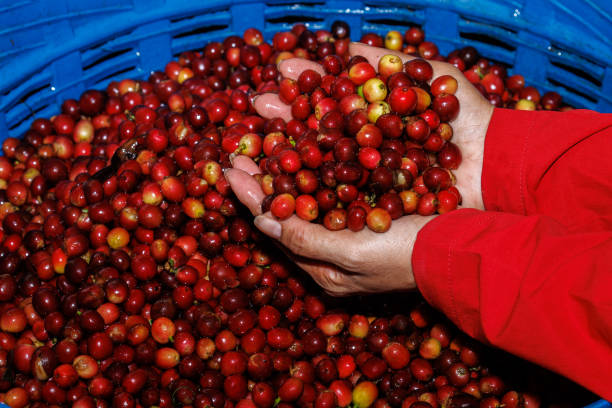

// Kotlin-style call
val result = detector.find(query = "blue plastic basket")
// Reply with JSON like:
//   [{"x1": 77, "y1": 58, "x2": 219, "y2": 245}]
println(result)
[
  {"x1": 0, "y1": 1, "x2": 610, "y2": 405},
  {"x1": 0, "y1": 0, "x2": 611, "y2": 139}
]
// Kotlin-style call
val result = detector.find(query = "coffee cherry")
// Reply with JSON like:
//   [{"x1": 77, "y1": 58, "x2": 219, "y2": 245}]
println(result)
[
  {"x1": 405, "y1": 59, "x2": 434, "y2": 82},
  {"x1": 271, "y1": 193, "x2": 296, "y2": 220},
  {"x1": 298, "y1": 69, "x2": 322, "y2": 94}
]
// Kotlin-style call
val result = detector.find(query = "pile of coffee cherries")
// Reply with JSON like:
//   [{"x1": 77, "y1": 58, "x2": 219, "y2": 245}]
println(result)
[
  {"x1": 258, "y1": 51, "x2": 462, "y2": 233},
  {"x1": 359, "y1": 28, "x2": 567, "y2": 112},
  {"x1": 0, "y1": 19, "x2": 589, "y2": 408},
  {"x1": 240, "y1": 26, "x2": 567, "y2": 233}
]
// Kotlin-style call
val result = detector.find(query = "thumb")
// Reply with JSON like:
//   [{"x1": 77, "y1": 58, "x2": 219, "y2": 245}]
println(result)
[
  {"x1": 254, "y1": 213, "x2": 356, "y2": 266},
  {"x1": 278, "y1": 58, "x2": 325, "y2": 80},
  {"x1": 231, "y1": 154, "x2": 261, "y2": 176},
  {"x1": 224, "y1": 168, "x2": 265, "y2": 216},
  {"x1": 252, "y1": 93, "x2": 292, "y2": 122}
]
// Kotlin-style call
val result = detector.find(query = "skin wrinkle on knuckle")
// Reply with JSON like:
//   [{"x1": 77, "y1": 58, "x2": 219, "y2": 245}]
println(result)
[
  {"x1": 318, "y1": 272, "x2": 344, "y2": 295},
  {"x1": 338, "y1": 246, "x2": 362, "y2": 271},
  {"x1": 328, "y1": 266, "x2": 358, "y2": 295},
  {"x1": 284, "y1": 225, "x2": 313, "y2": 257},
  {"x1": 327, "y1": 270, "x2": 345, "y2": 286},
  {"x1": 297, "y1": 262, "x2": 334, "y2": 292}
]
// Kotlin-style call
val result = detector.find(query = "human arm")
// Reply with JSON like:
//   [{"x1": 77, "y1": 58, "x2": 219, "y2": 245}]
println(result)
[{"x1": 413, "y1": 108, "x2": 612, "y2": 399}]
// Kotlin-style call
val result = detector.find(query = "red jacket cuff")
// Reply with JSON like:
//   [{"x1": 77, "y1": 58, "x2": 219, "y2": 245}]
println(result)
[
  {"x1": 481, "y1": 108, "x2": 532, "y2": 214},
  {"x1": 412, "y1": 209, "x2": 488, "y2": 340}
]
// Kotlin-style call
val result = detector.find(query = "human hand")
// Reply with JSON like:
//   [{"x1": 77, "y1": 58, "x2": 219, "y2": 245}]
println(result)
[
  {"x1": 253, "y1": 42, "x2": 494, "y2": 210},
  {"x1": 226, "y1": 42, "x2": 494, "y2": 296},
  {"x1": 225, "y1": 156, "x2": 434, "y2": 296}
]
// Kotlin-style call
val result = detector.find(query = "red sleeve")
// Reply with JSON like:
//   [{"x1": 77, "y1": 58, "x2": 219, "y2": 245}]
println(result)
[{"x1": 412, "y1": 108, "x2": 612, "y2": 400}]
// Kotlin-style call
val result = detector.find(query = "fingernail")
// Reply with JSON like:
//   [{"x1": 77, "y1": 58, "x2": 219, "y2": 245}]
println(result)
[
  {"x1": 254, "y1": 216, "x2": 282, "y2": 240},
  {"x1": 229, "y1": 153, "x2": 236, "y2": 166}
]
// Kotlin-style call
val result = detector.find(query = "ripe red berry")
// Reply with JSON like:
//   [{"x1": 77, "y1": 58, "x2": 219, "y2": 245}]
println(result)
[
  {"x1": 366, "y1": 208, "x2": 391, "y2": 233},
  {"x1": 298, "y1": 69, "x2": 322, "y2": 94},
  {"x1": 270, "y1": 193, "x2": 296, "y2": 220},
  {"x1": 348, "y1": 62, "x2": 376, "y2": 85},
  {"x1": 404, "y1": 59, "x2": 433, "y2": 82}
]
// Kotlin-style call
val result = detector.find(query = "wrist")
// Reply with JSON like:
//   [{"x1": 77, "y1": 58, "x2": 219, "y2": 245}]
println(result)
[
  {"x1": 406, "y1": 215, "x2": 438, "y2": 288},
  {"x1": 453, "y1": 103, "x2": 494, "y2": 210}
]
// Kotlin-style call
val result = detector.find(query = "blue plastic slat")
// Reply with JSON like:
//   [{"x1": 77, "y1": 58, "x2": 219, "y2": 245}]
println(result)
[
  {"x1": 172, "y1": 29, "x2": 235, "y2": 55},
  {"x1": 361, "y1": 3, "x2": 425, "y2": 41},
  {"x1": 547, "y1": 65, "x2": 604, "y2": 102},
  {"x1": 423, "y1": 8, "x2": 459, "y2": 57},
  {"x1": 547, "y1": 47, "x2": 606, "y2": 82},
  {"x1": 232, "y1": 2, "x2": 265, "y2": 32},
  {"x1": 51, "y1": 52, "x2": 85, "y2": 104},
  {"x1": 81, "y1": 47, "x2": 136, "y2": 76},
  {"x1": 361, "y1": 3, "x2": 425, "y2": 27},
  {"x1": 0, "y1": 0, "x2": 47, "y2": 60},
  {"x1": 0, "y1": 113, "x2": 6, "y2": 140},
  {"x1": 169, "y1": 9, "x2": 233, "y2": 55},
  {"x1": 514, "y1": 41, "x2": 549, "y2": 85},
  {"x1": 3, "y1": 76, "x2": 54, "y2": 132},
  {"x1": 537, "y1": 0, "x2": 612, "y2": 61},
  {"x1": 0, "y1": 70, "x2": 52, "y2": 113},
  {"x1": 6, "y1": 104, "x2": 52, "y2": 138},
  {"x1": 263, "y1": 3, "x2": 327, "y2": 38},
  {"x1": 454, "y1": 20, "x2": 516, "y2": 65},
  {"x1": 264, "y1": 3, "x2": 327, "y2": 20},
  {"x1": 80, "y1": 51, "x2": 139, "y2": 85},
  {"x1": 135, "y1": 19, "x2": 173, "y2": 78},
  {"x1": 600, "y1": 68, "x2": 612, "y2": 112}
]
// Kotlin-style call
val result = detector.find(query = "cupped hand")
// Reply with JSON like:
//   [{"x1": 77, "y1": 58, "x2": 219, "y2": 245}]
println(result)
[
  {"x1": 226, "y1": 42, "x2": 495, "y2": 296},
  {"x1": 254, "y1": 42, "x2": 494, "y2": 210},
  {"x1": 225, "y1": 156, "x2": 434, "y2": 296}
]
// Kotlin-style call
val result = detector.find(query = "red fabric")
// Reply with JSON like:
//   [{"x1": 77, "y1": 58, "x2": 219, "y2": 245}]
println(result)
[{"x1": 412, "y1": 108, "x2": 612, "y2": 400}]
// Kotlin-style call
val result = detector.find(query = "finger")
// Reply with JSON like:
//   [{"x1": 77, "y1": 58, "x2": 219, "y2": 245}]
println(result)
[
  {"x1": 252, "y1": 93, "x2": 292, "y2": 122},
  {"x1": 349, "y1": 42, "x2": 415, "y2": 70},
  {"x1": 294, "y1": 259, "x2": 355, "y2": 297},
  {"x1": 253, "y1": 213, "x2": 359, "y2": 266},
  {"x1": 224, "y1": 168, "x2": 265, "y2": 215},
  {"x1": 278, "y1": 58, "x2": 325, "y2": 80},
  {"x1": 278, "y1": 247, "x2": 354, "y2": 297},
  {"x1": 231, "y1": 154, "x2": 261, "y2": 176}
]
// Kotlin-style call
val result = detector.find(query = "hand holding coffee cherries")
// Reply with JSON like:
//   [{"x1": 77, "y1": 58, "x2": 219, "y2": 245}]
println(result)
[
  {"x1": 252, "y1": 42, "x2": 494, "y2": 211},
  {"x1": 227, "y1": 155, "x2": 433, "y2": 296},
  {"x1": 227, "y1": 43, "x2": 494, "y2": 295}
]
